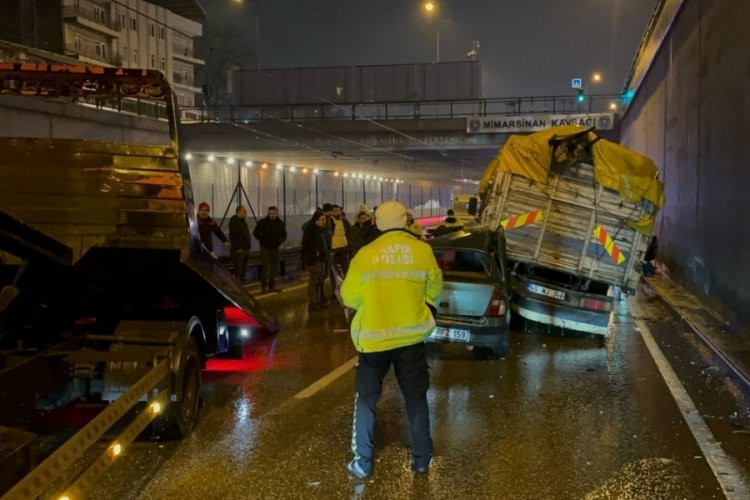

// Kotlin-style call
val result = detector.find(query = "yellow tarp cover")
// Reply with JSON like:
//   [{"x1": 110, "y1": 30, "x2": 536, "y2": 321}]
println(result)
[{"x1": 480, "y1": 126, "x2": 665, "y2": 210}]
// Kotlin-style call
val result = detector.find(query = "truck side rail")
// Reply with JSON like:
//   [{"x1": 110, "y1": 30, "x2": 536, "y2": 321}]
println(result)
[
  {"x1": 2, "y1": 349, "x2": 172, "y2": 500},
  {"x1": 481, "y1": 164, "x2": 648, "y2": 290}
]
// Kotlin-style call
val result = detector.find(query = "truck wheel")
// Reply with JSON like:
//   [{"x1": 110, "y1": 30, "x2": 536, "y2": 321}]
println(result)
[{"x1": 152, "y1": 337, "x2": 201, "y2": 439}]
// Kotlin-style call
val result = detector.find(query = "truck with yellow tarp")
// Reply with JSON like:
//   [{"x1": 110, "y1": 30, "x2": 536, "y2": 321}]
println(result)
[{"x1": 455, "y1": 126, "x2": 664, "y2": 334}]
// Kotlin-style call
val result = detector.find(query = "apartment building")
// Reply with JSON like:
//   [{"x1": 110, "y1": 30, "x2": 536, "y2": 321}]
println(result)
[{"x1": 2, "y1": 0, "x2": 205, "y2": 107}]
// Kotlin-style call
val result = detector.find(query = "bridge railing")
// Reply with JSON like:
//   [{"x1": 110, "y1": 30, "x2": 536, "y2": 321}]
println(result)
[{"x1": 181, "y1": 94, "x2": 623, "y2": 124}]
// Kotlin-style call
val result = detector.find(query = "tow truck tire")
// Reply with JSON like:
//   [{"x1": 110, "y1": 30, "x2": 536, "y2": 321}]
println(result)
[{"x1": 152, "y1": 337, "x2": 201, "y2": 439}]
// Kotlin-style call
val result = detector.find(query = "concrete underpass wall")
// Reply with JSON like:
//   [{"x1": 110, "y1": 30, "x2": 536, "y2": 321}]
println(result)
[{"x1": 620, "y1": 0, "x2": 750, "y2": 323}]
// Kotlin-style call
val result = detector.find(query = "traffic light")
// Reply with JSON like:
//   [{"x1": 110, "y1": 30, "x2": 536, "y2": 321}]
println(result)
[{"x1": 576, "y1": 88, "x2": 585, "y2": 104}]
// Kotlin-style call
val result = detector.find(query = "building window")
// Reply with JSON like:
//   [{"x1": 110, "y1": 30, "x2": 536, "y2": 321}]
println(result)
[
  {"x1": 150, "y1": 54, "x2": 155, "y2": 68},
  {"x1": 159, "y1": 27, "x2": 166, "y2": 40},
  {"x1": 132, "y1": 49, "x2": 138, "y2": 63},
  {"x1": 159, "y1": 57, "x2": 166, "y2": 71},
  {"x1": 74, "y1": 34, "x2": 81, "y2": 50},
  {"x1": 119, "y1": 14, "x2": 126, "y2": 30},
  {"x1": 95, "y1": 42, "x2": 107, "y2": 59},
  {"x1": 93, "y1": 6, "x2": 104, "y2": 23},
  {"x1": 130, "y1": 17, "x2": 137, "y2": 31},
  {"x1": 149, "y1": 24, "x2": 155, "y2": 37}
]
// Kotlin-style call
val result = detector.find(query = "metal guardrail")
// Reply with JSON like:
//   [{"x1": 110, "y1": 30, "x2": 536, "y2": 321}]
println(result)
[
  {"x1": 181, "y1": 94, "x2": 623, "y2": 124},
  {"x1": 2, "y1": 358, "x2": 172, "y2": 500}
]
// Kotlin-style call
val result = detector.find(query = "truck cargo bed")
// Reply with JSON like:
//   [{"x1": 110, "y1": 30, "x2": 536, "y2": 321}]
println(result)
[{"x1": 480, "y1": 161, "x2": 648, "y2": 291}]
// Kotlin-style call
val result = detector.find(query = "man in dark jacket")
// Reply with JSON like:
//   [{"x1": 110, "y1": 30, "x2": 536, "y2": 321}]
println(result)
[
  {"x1": 349, "y1": 211, "x2": 373, "y2": 255},
  {"x1": 228, "y1": 205, "x2": 251, "y2": 283},
  {"x1": 301, "y1": 210, "x2": 331, "y2": 311},
  {"x1": 197, "y1": 202, "x2": 229, "y2": 256},
  {"x1": 253, "y1": 206, "x2": 287, "y2": 293}
]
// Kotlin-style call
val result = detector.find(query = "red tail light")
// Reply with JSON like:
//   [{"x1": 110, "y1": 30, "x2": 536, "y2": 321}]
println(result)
[
  {"x1": 580, "y1": 298, "x2": 612, "y2": 312},
  {"x1": 223, "y1": 306, "x2": 261, "y2": 327},
  {"x1": 487, "y1": 289, "x2": 506, "y2": 317}
]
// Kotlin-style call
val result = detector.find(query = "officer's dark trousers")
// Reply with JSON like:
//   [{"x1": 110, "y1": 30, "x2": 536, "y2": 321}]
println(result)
[{"x1": 351, "y1": 342, "x2": 432, "y2": 466}]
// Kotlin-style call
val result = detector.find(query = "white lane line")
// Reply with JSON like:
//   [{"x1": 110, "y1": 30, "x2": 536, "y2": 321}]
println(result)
[
  {"x1": 632, "y1": 300, "x2": 749, "y2": 499},
  {"x1": 293, "y1": 355, "x2": 358, "y2": 399}
]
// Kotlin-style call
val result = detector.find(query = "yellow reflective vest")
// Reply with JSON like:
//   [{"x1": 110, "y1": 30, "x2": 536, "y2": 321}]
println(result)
[{"x1": 341, "y1": 230, "x2": 443, "y2": 353}]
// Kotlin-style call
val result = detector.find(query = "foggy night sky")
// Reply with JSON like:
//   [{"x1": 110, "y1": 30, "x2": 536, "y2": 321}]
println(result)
[{"x1": 198, "y1": 0, "x2": 657, "y2": 98}]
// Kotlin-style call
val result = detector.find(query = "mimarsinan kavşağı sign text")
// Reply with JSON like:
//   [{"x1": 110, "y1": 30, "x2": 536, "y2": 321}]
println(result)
[{"x1": 466, "y1": 113, "x2": 615, "y2": 134}]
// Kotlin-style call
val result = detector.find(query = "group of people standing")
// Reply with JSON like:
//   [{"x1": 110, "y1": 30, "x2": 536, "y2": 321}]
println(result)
[
  {"x1": 300, "y1": 202, "x2": 426, "y2": 311},
  {"x1": 301, "y1": 203, "x2": 358, "y2": 311},
  {"x1": 196, "y1": 202, "x2": 287, "y2": 293}
]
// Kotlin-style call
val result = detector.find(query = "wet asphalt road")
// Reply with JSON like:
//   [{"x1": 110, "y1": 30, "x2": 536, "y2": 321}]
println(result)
[{"x1": 81, "y1": 283, "x2": 750, "y2": 500}]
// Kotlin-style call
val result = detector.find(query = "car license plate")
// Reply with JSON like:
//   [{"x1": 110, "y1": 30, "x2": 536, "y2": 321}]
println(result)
[
  {"x1": 431, "y1": 327, "x2": 470, "y2": 342},
  {"x1": 527, "y1": 283, "x2": 566, "y2": 300}
]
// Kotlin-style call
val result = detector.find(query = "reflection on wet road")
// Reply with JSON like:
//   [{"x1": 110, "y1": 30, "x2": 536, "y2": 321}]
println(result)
[{"x1": 88, "y1": 287, "x2": 747, "y2": 499}]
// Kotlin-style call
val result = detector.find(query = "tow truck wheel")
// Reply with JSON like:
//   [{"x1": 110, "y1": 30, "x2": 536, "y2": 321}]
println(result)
[{"x1": 152, "y1": 337, "x2": 201, "y2": 439}]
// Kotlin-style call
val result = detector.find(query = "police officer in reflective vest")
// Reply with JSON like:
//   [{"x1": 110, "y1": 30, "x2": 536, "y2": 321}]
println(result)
[{"x1": 341, "y1": 200, "x2": 443, "y2": 479}]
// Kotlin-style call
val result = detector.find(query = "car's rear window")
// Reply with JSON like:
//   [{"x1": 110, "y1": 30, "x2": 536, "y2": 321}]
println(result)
[{"x1": 433, "y1": 249, "x2": 493, "y2": 278}]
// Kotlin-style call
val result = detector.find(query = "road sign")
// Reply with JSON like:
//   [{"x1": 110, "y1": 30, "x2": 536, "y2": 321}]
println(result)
[
  {"x1": 571, "y1": 78, "x2": 583, "y2": 89},
  {"x1": 466, "y1": 113, "x2": 616, "y2": 134}
]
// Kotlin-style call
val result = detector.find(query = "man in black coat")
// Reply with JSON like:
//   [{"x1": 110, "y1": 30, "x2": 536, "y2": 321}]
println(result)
[
  {"x1": 197, "y1": 202, "x2": 229, "y2": 256},
  {"x1": 253, "y1": 206, "x2": 287, "y2": 293},
  {"x1": 301, "y1": 210, "x2": 331, "y2": 311},
  {"x1": 348, "y1": 211, "x2": 373, "y2": 255},
  {"x1": 228, "y1": 205, "x2": 252, "y2": 283}
]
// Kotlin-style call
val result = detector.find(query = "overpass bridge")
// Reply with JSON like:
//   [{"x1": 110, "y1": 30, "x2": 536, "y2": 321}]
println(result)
[{"x1": 180, "y1": 94, "x2": 621, "y2": 184}]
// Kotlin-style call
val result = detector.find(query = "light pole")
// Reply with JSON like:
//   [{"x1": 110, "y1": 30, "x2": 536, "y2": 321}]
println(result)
[
  {"x1": 232, "y1": 0, "x2": 261, "y2": 69},
  {"x1": 422, "y1": 1, "x2": 440, "y2": 63},
  {"x1": 253, "y1": 0, "x2": 261, "y2": 69}
]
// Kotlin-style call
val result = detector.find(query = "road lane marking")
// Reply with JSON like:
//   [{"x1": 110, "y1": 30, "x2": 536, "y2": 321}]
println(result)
[
  {"x1": 632, "y1": 300, "x2": 749, "y2": 499},
  {"x1": 293, "y1": 356, "x2": 358, "y2": 399}
]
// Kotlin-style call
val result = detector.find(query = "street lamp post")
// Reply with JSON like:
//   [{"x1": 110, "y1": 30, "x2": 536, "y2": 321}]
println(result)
[
  {"x1": 423, "y1": 1, "x2": 440, "y2": 63},
  {"x1": 253, "y1": 0, "x2": 261, "y2": 69},
  {"x1": 233, "y1": 0, "x2": 261, "y2": 69}
]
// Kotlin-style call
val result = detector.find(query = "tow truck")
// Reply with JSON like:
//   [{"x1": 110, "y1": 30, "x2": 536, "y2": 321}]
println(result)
[{"x1": 0, "y1": 64, "x2": 278, "y2": 497}]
